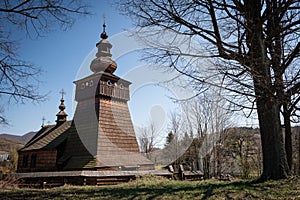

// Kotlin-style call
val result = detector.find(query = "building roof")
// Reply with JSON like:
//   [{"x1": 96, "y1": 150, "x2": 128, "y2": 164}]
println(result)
[
  {"x1": 96, "y1": 151, "x2": 154, "y2": 168},
  {"x1": 19, "y1": 120, "x2": 72, "y2": 152},
  {"x1": 19, "y1": 118, "x2": 152, "y2": 170}
]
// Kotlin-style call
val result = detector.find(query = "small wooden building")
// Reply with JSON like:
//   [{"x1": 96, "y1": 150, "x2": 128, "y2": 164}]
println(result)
[{"x1": 17, "y1": 23, "x2": 154, "y2": 173}]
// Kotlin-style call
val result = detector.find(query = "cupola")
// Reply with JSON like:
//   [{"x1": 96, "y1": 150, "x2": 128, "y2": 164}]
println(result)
[
  {"x1": 56, "y1": 89, "x2": 68, "y2": 125},
  {"x1": 90, "y1": 21, "x2": 117, "y2": 74}
]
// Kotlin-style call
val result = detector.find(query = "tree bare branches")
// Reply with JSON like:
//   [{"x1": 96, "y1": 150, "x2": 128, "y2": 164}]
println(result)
[
  {"x1": 0, "y1": 0, "x2": 90, "y2": 125},
  {"x1": 0, "y1": 0, "x2": 90, "y2": 37},
  {"x1": 137, "y1": 120, "x2": 160, "y2": 155},
  {"x1": 118, "y1": 0, "x2": 300, "y2": 180}
]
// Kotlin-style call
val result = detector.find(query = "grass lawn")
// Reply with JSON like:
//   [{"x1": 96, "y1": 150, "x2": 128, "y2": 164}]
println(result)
[{"x1": 1, "y1": 176, "x2": 299, "y2": 199}]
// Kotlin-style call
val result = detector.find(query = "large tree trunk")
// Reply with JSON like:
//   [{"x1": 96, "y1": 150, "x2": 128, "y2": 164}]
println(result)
[
  {"x1": 252, "y1": 37, "x2": 290, "y2": 179},
  {"x1": 252, "y1": 42, "x2": 290, "y2": 180},
  {"x1": 246, "y1": 0, "x2": 290, "y2": 181},
  {"x1": 256, "y1": 96, "x2": 289, "y2": 180}
]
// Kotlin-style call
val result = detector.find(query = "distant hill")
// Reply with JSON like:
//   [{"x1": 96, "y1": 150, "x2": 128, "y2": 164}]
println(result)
[{"x1": 0, "y1": 132, "x2": 36, "y2": 153}]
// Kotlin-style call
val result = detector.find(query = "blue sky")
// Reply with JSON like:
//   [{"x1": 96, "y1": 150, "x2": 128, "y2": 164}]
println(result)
[
  {"x1": 0, "y1": 1, "x2": 181, "y2": 136},
  {"x1": 0, "y1": 1, "x2": 259, "y2": 137}
]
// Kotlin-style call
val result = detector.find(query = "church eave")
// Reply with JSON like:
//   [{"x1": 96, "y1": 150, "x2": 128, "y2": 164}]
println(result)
[{"x1": 74, "y1": 71, "x2": 132, "y2": 85}]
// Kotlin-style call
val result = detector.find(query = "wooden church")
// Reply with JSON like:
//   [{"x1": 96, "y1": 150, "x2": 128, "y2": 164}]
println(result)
[{"x1": 17, "y1": 23, "x2": 154, "y2": 173}]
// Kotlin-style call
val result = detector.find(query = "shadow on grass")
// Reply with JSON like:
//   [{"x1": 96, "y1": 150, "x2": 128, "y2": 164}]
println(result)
[
  {"x1": 1, "y1": 178, "x2": 298, "y2": 200},
  {"x1": 200, "y1": 180, "x2": 257, "y2": 200}
]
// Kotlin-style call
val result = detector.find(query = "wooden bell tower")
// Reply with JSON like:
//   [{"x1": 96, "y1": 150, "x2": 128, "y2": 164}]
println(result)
[{"x1": 73, "y1": 22, "x2": 154, "y2": 170}]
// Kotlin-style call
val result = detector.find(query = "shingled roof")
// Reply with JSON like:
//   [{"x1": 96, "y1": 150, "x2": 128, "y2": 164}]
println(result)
[
  {"x1": 19, "y1": 118, "x2": 153, "y2": 171},
  {"x1": 19, "y1": 120, "x2": 72, "y2": 152}
]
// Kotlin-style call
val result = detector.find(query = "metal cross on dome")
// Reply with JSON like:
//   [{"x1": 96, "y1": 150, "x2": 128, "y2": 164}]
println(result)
[
  {"x1": 59, "y1": 89, "x2": 66, "y2": 99},
  {"x1": 41, "y1": 116, "x2": 46, "y2": 127},
  {"x1": 102, "y1": 14, "x2": 106, "y2": 32}
]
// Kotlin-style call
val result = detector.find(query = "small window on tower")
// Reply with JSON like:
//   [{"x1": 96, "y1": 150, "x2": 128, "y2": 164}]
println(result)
[{"x1": 89, "y1": 80, "x2": 94, "y2": 87}]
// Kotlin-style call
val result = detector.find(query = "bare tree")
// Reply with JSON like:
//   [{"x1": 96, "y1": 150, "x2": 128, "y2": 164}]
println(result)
[
  {"x1": 137, "y1": 120, "x2": 159, "y2": 157},
  {"x1": 221, "y1": 128, "x2": 262, "y2": 178},
  {"x1": 167, "y1": 111, "x2": 182, "y2": 166},
  {"x1": 154, "y1": 110, "x2": 192, "y2": 167},
  {"x1": 182, "y1": 89, "x2": 232, "y2": 178},
  {"x1": 118, "y1": 0, "x2": 300, "y2": 180},
  {"x1": 183, "y1": 94, "x2": 212, "y2": 178},
  {"x1": 0, "y1": 0, "x2": 90, "y2": 124}
]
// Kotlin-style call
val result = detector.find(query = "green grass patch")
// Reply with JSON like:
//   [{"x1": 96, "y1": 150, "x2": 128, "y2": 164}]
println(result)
[{"x1": 1, "y1": 176, "x2": 300, "y2": 199}]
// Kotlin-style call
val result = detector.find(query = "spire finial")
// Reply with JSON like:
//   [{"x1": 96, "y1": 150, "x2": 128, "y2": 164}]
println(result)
[
  {"x1": 41, "y1": 116, "x2": 46, "y2": 127},
  {"x1": 91, "y1": 15, "x2": 117, "y2": 74},
  {"x1": 103, "y1": 15, "x2": 106, "y2": 31},
  {"x1": 56, "y1": 89, "x2": 67, "y2": 125},
  {"x1": 59, "y1": 89, "x2": 66, "y2": 99},
  {"x1": 101, "y1": 15, "x2": 108, "y2": 39}
]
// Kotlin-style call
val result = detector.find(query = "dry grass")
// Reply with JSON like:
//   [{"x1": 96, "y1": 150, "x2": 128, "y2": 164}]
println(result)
[{"x1": 0, "y1": 175, "x2": 299, "y2": 199}]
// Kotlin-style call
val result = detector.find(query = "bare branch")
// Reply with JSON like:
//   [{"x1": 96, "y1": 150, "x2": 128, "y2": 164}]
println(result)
[{"x1": 0, "y1": 0, "x2": 90, "y2": 125}]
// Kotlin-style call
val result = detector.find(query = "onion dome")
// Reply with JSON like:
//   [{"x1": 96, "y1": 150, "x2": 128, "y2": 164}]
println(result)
[
  {"x1": 56, "y1": 89, "x2": 68, "y2": 125},
  {"x1": 90, "y1": 21, "x2": 117, "y2": 74}
]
